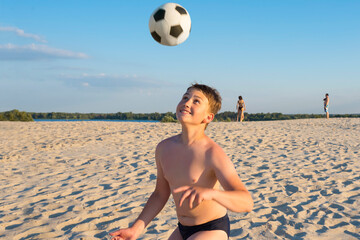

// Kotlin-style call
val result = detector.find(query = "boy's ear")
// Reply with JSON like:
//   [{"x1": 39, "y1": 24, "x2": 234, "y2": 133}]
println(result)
[{"x1": 203, "y1": 112, "x2": 214, "y2": 124}]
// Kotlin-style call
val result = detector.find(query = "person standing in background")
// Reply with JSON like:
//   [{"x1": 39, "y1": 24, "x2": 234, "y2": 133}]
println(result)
[
  {"x1": 236, "y1": 96, "x2": 246, "y2": 122},
  {"x1": 323, "y1": 93, "x2": 330, "y2": 119}
]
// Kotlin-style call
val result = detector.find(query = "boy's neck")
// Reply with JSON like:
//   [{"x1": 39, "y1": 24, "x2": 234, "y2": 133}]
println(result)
[{"x1": 180, "y1": 124, "x2": 207, "y2": 145}]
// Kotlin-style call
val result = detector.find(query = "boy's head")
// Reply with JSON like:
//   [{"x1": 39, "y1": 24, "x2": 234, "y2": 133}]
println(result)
[
  {"x1": 178, "y1": 84, "x2": 221, "y2": 129},
  {"x1": 187, "y1": 83, "x2": 222, "y2": 116}
]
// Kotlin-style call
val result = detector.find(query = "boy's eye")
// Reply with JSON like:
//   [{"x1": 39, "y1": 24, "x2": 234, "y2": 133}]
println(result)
[{"x1": 194, "y1": 99, "x2": 200, "y2": 104}]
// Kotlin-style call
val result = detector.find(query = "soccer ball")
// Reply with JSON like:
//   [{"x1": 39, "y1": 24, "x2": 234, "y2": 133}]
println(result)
[{"x1": 149, "y1": 3, "x2": 191, "y2": 46}]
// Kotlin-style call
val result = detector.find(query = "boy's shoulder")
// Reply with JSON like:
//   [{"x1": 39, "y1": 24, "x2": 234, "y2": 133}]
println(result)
[
  {"x1": 205, "y1": 137, "x2": 228, "y2": 159},
  {"x1": 156, "y1": 134, "x2": 179, "y2": 150}
]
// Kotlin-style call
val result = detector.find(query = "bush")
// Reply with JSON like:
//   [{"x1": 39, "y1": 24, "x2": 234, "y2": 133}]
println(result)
[
  {"x1": 161, "y1": 115, "x2": 177, "y2": 123},
  {"x1": 0, "y1": 109, "x2": 34, "y2": 122}
]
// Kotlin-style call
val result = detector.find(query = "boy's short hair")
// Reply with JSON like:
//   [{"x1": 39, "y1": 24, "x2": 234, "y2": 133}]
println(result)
[{"x1": 187, "y1": 83, "x2": 222, "y2": 115}]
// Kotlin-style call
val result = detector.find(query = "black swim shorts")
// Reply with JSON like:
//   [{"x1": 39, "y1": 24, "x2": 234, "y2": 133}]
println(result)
[{"x1": 178, "y1": 214, "x2": 230, "y2": 240}]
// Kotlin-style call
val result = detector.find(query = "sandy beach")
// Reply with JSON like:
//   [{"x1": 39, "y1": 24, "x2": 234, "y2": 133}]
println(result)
[{"x1": 0, "y1": 118, "x2": 359, "y2": 240}]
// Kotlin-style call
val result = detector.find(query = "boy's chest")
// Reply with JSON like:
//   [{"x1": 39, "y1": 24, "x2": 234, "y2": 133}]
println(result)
[{"x1": 161, "y1": 146, "x2": 214, "y2": 186}]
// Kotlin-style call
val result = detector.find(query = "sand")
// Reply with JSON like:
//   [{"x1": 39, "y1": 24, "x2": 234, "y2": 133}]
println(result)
[{"x1": 0, "y1": 118, "x2": 359, "y2": 240}]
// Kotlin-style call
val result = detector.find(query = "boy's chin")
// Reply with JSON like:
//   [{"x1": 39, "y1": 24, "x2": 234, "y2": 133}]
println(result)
[
  {"x1": 176, "y1": 113, "x2": 190, "y2": 120},
  {"x1": 177, "y1": 118, "x2": 189, "y2": 124},
  {"x1": 177, "y1": 116, "x2": 191, "y2": 123}
]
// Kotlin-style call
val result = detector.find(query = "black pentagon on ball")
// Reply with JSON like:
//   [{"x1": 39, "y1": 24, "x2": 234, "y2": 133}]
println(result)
[
  {"x1": 151, "y1": 31, "x2": 161, "y2": 43},
  {"x1": 175, "y1": 6, "x2": 187, "y2": 15},
  {"x1": 170, "y1": 25, "x2": 183, "y2": 38},
  {"x1": 153, "y1": 9, "x2": 165, "y2": 21}
]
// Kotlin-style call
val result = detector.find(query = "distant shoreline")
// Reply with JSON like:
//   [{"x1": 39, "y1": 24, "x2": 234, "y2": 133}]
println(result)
[
  {"x1": 29, "y1": 111, "x2": 360, "y2": 122},
  {"x1": 1, "y1": 109, "x2": 360, "y2": 122},
  {"x1": 34, "y1": 119, "x2": 159, "y2": 123}
]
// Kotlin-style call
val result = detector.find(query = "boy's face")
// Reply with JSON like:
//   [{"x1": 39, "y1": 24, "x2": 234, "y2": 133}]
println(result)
[{"x1": 176, "y1": 89, "x2": 214, "y2": 126}]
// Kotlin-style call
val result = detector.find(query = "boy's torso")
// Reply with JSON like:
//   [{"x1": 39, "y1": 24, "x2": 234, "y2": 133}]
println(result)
[{"x1": 159, "y1": 135, "x2": 227, "y2": 226}]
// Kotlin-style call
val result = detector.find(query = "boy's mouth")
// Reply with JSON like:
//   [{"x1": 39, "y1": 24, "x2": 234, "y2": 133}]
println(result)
[{"x1": 179, "y1": 109, "x2": 191, "y2": 114}]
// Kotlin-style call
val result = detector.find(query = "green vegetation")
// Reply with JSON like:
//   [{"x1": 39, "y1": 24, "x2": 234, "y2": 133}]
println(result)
[
  {"x1": 160, "y1": 115, "x2": 177, "y2": 123},
  {"x1": 215, "y1": 112, "x2": 327, "y2": 122},
  {"x1": 30, "y1": 111, "x2": 177, "y2": 121},
  {"x1": 215, "y1": 112, "x2": 360, "y2": 121},
  {"x1": 1, "y1": 110, "x2": 359, "y2": 122},
  {"x1": 0, "y1": 109, "x2": 34, "y2": 121}
]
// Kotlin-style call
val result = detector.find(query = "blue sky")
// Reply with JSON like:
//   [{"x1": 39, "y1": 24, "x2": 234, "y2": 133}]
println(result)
[{"x1": 0, "y1": 0, "x2": 359, "y2": 114}]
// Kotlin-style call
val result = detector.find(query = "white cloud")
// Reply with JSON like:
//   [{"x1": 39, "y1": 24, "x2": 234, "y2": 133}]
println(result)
[
  {"x1": 0, "y1": 44, "x2": 89, "y2": 60},
  {"x1": 0, "y1": 26, "x2": 47, "y2": 43},
  {"x1": 59, "y1": 73, "x2": 175, "y2": 89}
]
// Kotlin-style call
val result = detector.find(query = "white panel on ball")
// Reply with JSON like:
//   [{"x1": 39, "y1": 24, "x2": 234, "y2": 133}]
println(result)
[{"x1": 149, "y1": 3, "x2": 191, "y2": 46}]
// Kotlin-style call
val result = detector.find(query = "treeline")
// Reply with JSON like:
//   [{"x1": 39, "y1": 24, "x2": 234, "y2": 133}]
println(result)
[
  {"x1": 0, "y1": 109, "x2": 34, "y2": 121},
  {"x1": 31, "y1": 111, "x2": 177, "y2": 121},
  {"x1": 215, "y1": 112, "x2": 360, "y2": 122},
  {"x1": 217, "y1": 112, "x2": 320, "y2": 121},
  {"x1": 31, "y1": 111, "x2": 360, "y2": 122},
  {"x1": 1, "y1": 110, "x2": 359, "y2": 122}
]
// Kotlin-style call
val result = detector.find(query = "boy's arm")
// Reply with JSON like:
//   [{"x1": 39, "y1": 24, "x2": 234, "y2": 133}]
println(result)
[
  {"x1": 174, "y1": 146, "x2": 253, "y2": 213},
  {"x1": 210, "y1": 147, "x2": 253, "y2": 212},
  {"x1": 110, "y1": 143, "x2": 171, "y2": 239}
]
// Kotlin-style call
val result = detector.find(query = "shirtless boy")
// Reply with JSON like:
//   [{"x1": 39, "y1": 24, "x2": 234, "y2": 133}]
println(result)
[{"x1": 110, "y1": 84, "x2": 253, "y2": 240}]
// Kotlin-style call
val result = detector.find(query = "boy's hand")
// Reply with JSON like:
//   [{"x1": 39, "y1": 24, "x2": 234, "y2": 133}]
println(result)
[
  {"x1": 173, "y1": 186, "x2": 214, "y2": 209},
  {"x1": 109, "y1": 228, "x2": 138, "y2": 240}
]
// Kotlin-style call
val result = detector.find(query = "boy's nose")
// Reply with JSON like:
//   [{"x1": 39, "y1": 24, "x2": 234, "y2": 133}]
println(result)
[{"x1": 184, "y1": 100, "x2": 191, "y2": 107}]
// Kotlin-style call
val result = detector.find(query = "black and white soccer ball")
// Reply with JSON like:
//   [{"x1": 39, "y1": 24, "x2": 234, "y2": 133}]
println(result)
[{"x1": 149, "y1": 3, "x2": 191, "y2": 46}]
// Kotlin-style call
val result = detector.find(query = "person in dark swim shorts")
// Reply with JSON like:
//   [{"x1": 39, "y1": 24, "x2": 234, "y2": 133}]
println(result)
[
  {"x1": 110, "y1": 84, "x2": 253, "y2": 240},
  {"x1": 178, "y1": 214, "x2": 230, "y2": 240}
]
